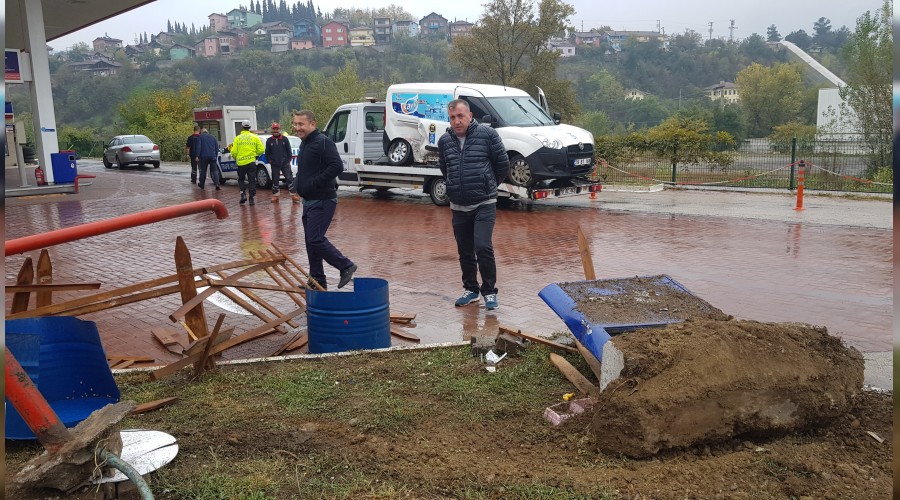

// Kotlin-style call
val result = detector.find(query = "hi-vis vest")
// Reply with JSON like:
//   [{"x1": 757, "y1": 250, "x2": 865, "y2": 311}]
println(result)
[{"x1": 231, "y1": 130, "x2": 264, "y2": 166}]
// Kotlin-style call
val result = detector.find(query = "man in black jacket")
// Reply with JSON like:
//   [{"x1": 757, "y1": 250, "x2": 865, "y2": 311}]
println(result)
[
  {"x1": 292, "y1": 109, "x2": 357, "y2": 290},
  {"x1": 438, "y1": 99, "x2": 509, "y2": 311},
  {"x1": 185, "y1": 125, "x2": 201, "y2": 184},
  {"x1": 265, "y1": 122, "x2": 300, "y2": 203}
]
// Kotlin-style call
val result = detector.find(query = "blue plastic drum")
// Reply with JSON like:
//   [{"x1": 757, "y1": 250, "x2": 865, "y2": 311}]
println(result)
[
  {"x1": 306, "y1": 277, "x2": 391, "y2": 354},
  {"x1": 5, "y1": 317, "x2": 121, "y2": 440}
]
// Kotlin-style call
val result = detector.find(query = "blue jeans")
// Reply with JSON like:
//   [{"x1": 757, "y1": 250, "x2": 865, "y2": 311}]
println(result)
[
  {"x1": 452, "y1": 203, "x2": 497, "y2": 296},
  {"x1": 302, "y1": 199, "x2": 354, "y2": 287}
]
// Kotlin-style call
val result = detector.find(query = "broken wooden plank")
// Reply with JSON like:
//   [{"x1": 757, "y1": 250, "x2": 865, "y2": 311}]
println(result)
[
  {"x1": 574, "y1": 339, "x2": 603, "y2": 384},
  {"x1": 577, "y1": 225, "x2": 596, "y2": 281},
  {"x1": 270, "y1": 242, "x2": 324, "y2": 291},
  {"x1": 390, "y1": 325, "x2": 420, "y2": 342},
  {"x1": 152, "y1": 326, "x2": 189, "y2": 354},
  {"x1": 263, "y1": 249, "x2": 308, "y2": 308},
  {"x1": 11, "y1": 257, "x2": 34, "y2": 314},
  {"x1": 390, "y1": 312, "x2": 417, "y2": 324},
  {"x1": 110, "y1": 360, "x2": 135, "y2": 369},
  {"x1": 35, "y1": 249, "x2": 53, "y2": 308},
  {"x1": 208, "y1": 308, "x2": 305, "y2": 355},
  {"x1": 5, "y1": 282, "x2": 102, "y2": 293},
  {"x1": 215, "y1": 286, "x2": 294, "y2": 333},
  {"x1": 130, "y1": 397, "x2": 179, "y2": 415},
  {"x1": 107, "y1": 355, "x2": 156, "y2": 363},
  {"x1": 549, "y1": 352, "x2": 600, "y2": 399},
  {"x1": 169, "y1": 261, "x2": 283, "y2": 323},
  {"x1": 498, "y1": 325, "x2": 578, "y2": 354},
  {"x1": 195, "y1": 314, "x2": 226, "y2": 378},
  {"x1": 272, "y1": 331, "x2": 309, "y2": 356}
]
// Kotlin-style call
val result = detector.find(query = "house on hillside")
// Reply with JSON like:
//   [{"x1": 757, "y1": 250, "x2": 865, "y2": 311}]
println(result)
[
  {"x1": 350, "y1": 26, "x2": 375, "y2": 47},
  {"x1": 67, "y1": 59, "x2": 121, "y2": 76},
  {"x1": 374, "y1": 17, "x2": 391, "y2": 44},
  {"x1": 547, "y1": 39, "x2": 575, "y2": 57},
  {"x1": 209, "y1": 13, "x2": 228, "y2": 32},
  {"x1": 704, "y1": 81, "x2": 740, "y2": 104},
  {"x1": 169, "y1": 43, "x2": 195, "y2": 60},
  {"x1": 392, "y1": 20, "x2": 420, "y2": 37},
  {"x1": 420, "y1": 13, "x2": 449, "y2": 38},
  {"x1": 291, "y1": 38, "x2": 315, "y2": 50},
  {"x1": 293, "y1": 18, "x2": 321, "y2": 46},
  {"x1": 92, "y1": 35, "x2": 122, "y2": 52},
  {"x1": 625, "y1": 88, "x2": 648, "y2": 100},
  {"x1": 153, "y1": 31, "x2": 175, "y2": 45},
  {"x1": 227, "y1": 8, "x2": 262, "y2": 29},
  {"x1": 203, "y1": 31, "x2": 242, "y2": 56},
  {"x1": 572, "y1": 30, "x2": 601, "y2": 47},
  {"x1": 267, "y1": 26, "x2": 293, "y2": 52},
  {"x1": 603, "y1": 30, "x2": 668, "y2": 52},
  {"x1": 449, "y1": 20, "x2": 474, "y2": 42},
  {"x1": 322, "y1": 20, "x2": 349, "y2": 48}
]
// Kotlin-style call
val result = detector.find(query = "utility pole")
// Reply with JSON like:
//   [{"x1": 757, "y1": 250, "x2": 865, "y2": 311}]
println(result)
[
  {"x1": 728, "y1": 19, "x2": 737, "y2": 42},
  {"x1": 707, "y1": 22, "x2": 713, "y2": 41},
  {"x1": 656, "y1": 19, "x2": 661, "y2": 33}
]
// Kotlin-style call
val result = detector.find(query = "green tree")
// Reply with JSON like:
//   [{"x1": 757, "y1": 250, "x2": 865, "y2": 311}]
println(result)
[
  {"x1": 296, "y1": 60, "x2": 385, "y2": 126},
  {"x1": 644, "y1": 116, "x2": 736, "y2": 174},
  {"x1": 766, "y1": 25, "x2": 781, "y2": 42},
  {"x1": 118, "y1": 81, "x2": 211, "y2": 161},
  {"x1": 735, "y1": 62, "x2": 805, "y2": 136},
  {"x1": 839, "y1": 0, "x2": 892, "y2": 174}
]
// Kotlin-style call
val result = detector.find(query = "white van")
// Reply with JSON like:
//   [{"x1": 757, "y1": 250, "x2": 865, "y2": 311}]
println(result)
[{"x1": 383, "y1": 83, "x2": 595, "y2": 187}]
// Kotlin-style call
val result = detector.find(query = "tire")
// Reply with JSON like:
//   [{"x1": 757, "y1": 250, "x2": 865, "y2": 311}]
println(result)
[
  {"x1": 151, "y1": 161, "x2": 160, "y2": 168},
  {"x1": 255, "y1": 164, "x2": 272, "y2": 189},
  {"x1": 116, "y1": 155, "x2": 126, "y2": 169},
  {"x1": 428, "y1": 177, "x2": 450, "y2": 206},
  {"x1": 387, "y1": 139, "x2": 413, "y2": 166},
  {"x1": 102, "y1": 155, "x2": 112, "y2": 168},
  {"x1": 507, "y1": 154, "x2": 534, "y2": 187}
]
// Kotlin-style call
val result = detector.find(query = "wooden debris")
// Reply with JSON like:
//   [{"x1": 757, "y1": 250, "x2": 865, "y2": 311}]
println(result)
[
  {"x1": 36, "y1": 249, "x2": 53, "y2": 308},
  {"x1": 5, "y1": 283, "x2": 102, "y2": 293},
  {"x1": 110, "y1": 360, "x2": 135, "y2": 369},
  {"x1": 272, "y1": 331, "x2": 309, "y2": 356},
  {"x1": 194, "y1": 314, "x2": 226, "y2": 379},
  {"x1": 574, "y1": 339, "x2": 603, "y2": 384},
  {"x1": 866, "y1": 431, "x2": 885, "y2": 444},
  {"x1": 390, "y1": 325, "x2": 420, "y2": 342},
  {"x1": 576, "y1": 225, "x2": 596, "y2": 281},
  {"x1": 130, "y1": 397, "x2": 179, "y2": 415},
  {"x1": 390, "y1": 312, "x2": 417, "y2": 324},
  {"x1": 549, "y1": 353, "x2": 600, "y2": 399},
  {"x1": 498, "y1": 325, "x2": 578, "y2": 354},
  {"x1": 11, "y1": 257, "x2": 34, "y2": 313},
  {"x1": 152, "y1": 326, "x2": 189, "y2": 355},
  {"x1": 271, "y1": 242, "x2": 325, "y2": 291}
]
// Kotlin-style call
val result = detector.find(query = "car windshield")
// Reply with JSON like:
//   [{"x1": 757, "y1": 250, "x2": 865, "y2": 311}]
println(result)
[
  {"x1": 123, "y1": 135, "x2": 151, "y2": 144},
  {"x1": 484, "y1": 97, "x2": 554, "y2": 127},
  {"x1": 288, "y1": 137, "x2": 301, "y2": 148}
]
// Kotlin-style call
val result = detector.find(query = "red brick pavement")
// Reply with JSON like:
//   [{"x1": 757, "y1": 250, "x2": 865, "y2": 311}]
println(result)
[{"x1": 5, "y1": 163, "x2": 891, "y2": 367}]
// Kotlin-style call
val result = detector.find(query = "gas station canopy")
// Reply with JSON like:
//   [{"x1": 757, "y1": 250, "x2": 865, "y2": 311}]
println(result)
[{"x1": 6, "y1": 0, "x2": 155, "y2": 50}]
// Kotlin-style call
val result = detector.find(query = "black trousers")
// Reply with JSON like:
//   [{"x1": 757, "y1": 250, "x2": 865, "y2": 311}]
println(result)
[
  {"x1": 451, "y1": 203, "x2": 498, "y2": 296},
  {"x1": 270, "y1": 161, "x2": 295, "y2": 194},
  {"x1": 197, "y1": 157, "x2": 220, "y2": 187},
  {"x1": 189, "y1": 156, "x2": 199, "y2": 181},
  {"x1": 237, "y1": 163, "x2": 258, "y2": 196},
  {"x1": 302, "y1": 200, "x2": 353, "y2": 287}
]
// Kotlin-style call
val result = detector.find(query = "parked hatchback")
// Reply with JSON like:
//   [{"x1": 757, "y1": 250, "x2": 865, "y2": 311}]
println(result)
[{"x1": 103, "y1": 135, "x2": 161, "y2": 168}]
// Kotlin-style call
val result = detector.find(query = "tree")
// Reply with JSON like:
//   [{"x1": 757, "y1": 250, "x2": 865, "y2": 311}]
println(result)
[
  {"x1": 449, "y1": 0, "x2": 574, "y2": 86},
  {"x1": 735, "y1": 63, "x2": 805, "y2": 136},
  {"x1": 784, "y1": 29, "x2": 811, "y2": 50},
  {"x1": 118, "y1": 82, "x2": 211, "y2": 161},
  {"x1": 296, "y1": 60, "x2": 386, "y2": 126},
  {"x1": 644, "y1": 116, "x2": 736, "y2": 172},
  {"x1": 839, "y1": 0, "x2": 892, "y2": 174},
  {"x1": 812, "y1": 17, "x2": 832, "y2": 46},
  {"x1": 766, "y1": 24, "x2": 781, "y2": 42}
]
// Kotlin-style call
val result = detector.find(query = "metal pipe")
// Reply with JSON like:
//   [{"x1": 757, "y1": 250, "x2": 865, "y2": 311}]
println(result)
[
  {"x1": 6, "y1": 199, "x2": 228, "y2": 256},
  {"x1": 98, "y1": 450, "x2": 155, "y2": 499},
  {"x1": 4, "y1": 347, "x2": 72, "y2": 453}
]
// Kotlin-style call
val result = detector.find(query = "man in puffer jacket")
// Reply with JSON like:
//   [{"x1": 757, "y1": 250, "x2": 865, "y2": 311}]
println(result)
[{"x1": 438, "y1": 99, "x2": 509, "y2": 311}]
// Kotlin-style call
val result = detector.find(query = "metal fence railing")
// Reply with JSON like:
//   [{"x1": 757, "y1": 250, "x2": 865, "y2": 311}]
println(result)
[{"x1": 593, "y1": 136, "x2": 892, "y2": 194}]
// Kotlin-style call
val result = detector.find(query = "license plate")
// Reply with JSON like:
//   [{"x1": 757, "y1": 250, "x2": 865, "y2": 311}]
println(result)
[
  {"x1": 573, "y1": 158, "x2": 592, "y2": 166},
  {"x1": 561, "y1": 187, "x2": 577, "y2": 195},
  {"x1": 138, "y1": 156, "x2": 151, "y2": 160}
]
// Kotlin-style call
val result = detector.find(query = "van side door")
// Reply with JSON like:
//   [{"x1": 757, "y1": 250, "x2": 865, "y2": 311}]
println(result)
[{"x1": 323, "y1": 109, "x2": 355, "y2": 175}]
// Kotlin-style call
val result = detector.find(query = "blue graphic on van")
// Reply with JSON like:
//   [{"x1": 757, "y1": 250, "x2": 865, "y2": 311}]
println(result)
[{"x1": 390, "y1": 93, "x2": 453, "y2": 122}]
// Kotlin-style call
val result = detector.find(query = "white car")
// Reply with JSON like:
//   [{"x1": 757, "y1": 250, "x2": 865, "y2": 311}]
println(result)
[{"x1": 217, "y1": 133, "x2": 300, "y2": 189}]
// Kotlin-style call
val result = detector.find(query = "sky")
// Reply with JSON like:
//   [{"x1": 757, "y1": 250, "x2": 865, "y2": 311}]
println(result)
[{"x1": 47, "y1": 0, "x2": 884, "y2": 52}]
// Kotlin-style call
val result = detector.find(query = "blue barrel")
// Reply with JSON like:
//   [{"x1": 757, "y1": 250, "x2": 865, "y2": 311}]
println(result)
[
  {"x1": 307, "y1": 277, "x2": 391, "y2": 354},
  {"x1": 5, "y1": 317, "x2": 120, "y2": 440}
]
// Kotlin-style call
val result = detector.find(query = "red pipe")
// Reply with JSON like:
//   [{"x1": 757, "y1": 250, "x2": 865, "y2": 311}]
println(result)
[
  {"x1": 6, "y1": 199, "x2": 228, "y2": 256},
  {"x1": 5, "y1": 348, "x2": 72, "y2": 453}
]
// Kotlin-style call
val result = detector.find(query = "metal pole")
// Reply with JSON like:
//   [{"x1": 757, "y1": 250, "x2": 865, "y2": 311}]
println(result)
[{"x1": 789, "y1": 137, "x2": 796, "y2": 190}]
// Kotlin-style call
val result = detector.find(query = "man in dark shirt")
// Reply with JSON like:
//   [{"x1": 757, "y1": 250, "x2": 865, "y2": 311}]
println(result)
[
  {"x1": 265, "y1": 122, "x2": 299, "y2": 203},
  {"x1": 196, "y1": 128, "x2": 221, "y2": 190},
  {"x1": 185, "y1": 125, "x2": 201, "y2": 184}
]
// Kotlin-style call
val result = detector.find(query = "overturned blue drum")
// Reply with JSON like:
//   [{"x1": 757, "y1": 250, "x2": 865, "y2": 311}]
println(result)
[
  {"x1": 306, "y1": 277, "x2": 391, "y2": 354},
  {"x1": 5, "y1": 316, "x2": 121, "y2": 440}
]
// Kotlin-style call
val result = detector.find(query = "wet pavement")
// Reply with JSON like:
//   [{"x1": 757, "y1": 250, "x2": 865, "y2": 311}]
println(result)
[{"x1": 5, "y1": 160, "x2": 893, "y2": 369}]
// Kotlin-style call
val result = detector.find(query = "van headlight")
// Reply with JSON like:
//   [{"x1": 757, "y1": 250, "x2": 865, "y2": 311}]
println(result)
[{"x1": 532, "y1": 133, "x2": 563, "y2": 149}]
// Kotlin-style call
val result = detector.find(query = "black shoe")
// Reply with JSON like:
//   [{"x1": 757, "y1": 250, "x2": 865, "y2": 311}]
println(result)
[
  {"x1": 307, "y1": 278, "x2": 327, "y2": 291},
  {"x1": 338, "y1": 264, "x2": 357, "y2": 289},
  {"x1": 249, "y1": 196, "x2": 255, "y2": 206},
  {"x1": 215, "y1": 186, "x2": 220, "y2": 191},
  {"x1": 198, "y1": 184, "x2": 204, "y2": 189},
  {"x1": 239, "y1": 192, "x2": 246, "y2": 204}
]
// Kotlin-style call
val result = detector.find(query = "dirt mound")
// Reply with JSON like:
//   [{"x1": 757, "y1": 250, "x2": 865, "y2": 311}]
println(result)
[{"x1": 594, "y1": 318, "x2": 865, "y2": 457}]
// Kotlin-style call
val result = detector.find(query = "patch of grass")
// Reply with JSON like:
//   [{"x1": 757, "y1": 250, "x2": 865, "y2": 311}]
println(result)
[{"x1": 447, "y1": 481, "x2": 619, "y2": 499}]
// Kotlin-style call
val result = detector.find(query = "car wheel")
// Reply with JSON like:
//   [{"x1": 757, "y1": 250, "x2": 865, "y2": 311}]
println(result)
[
  {"x1": 102, "y1": 155, "x2": 112, "y2": 168},
  {"x1": 151, "y1": 161, "x2": 160, "y2": 168},
  {"x1": 116, "y1": 155, "x2": 126, "y2": 169},
  {"x1": 387, "y1": 139, "x2": 413, "y2": 166},
  {"x1": 428, "y1": 177, "x2": 450, "y2": 206},
  {"x1": 256, "y1": 165, "x2": 272, "y2": 189},
  {"x1": 507, "y1": 154, "x2": 534, "y2": 187}
]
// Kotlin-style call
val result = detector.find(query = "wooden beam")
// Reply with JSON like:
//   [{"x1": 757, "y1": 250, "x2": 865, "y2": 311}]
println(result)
[
  {"x1": 498, "y1": 325, "x2": 578, "y2": 354},
  {"x1": 390, "y1": 312, "x2": 417, "y2": 324},
  {"x1": 390, "y1": 325, "x2": 420, "y2": 342},
  {"x1": 574, "y1": 339, "x2": 603, "y2": 384},
  {"x1": 130, "y1": 397, "x2": 179, "y2": 415},
  {"x1": 168, "y1": 261, "x2": 283, "y2": 322},
  {"x1": 174, "y1": 236, "x2": 209, "y2": 340},
  {"x1": 272, "y1": 331, "x2": 309, "y2": 356},
  {"x1": 263, "y1": 249, "x2": 307, "y2": 307},
  {"x1": 195, "y1": 314, "x2": 226, "y2": 378},
  {"x1": 5, "y1": 282, "x2": 102, "y2": 293},
  {"x1": 270, "y1": 242, "x2": 324, "y2": 291},
  {"x1": 577, "y1": 225, "x2": 596, "y2": 281},
  {"x1": 152, "y1": 326, "x2": 189, "y2": 354},
  {"x1": 35, "y1": 249, "x2": 53, "y2": 308},
  {"x1": 549, "y1": 353, "x2": 600, "y2": 399},
  {"x1": 215, "y1": 286, "x2": 293, "y2": 333},
  {"x1": 11, "y1": 257, "x2": 34, "y2": 313}
]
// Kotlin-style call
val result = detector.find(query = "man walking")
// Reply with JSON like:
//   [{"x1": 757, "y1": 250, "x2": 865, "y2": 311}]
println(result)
[
  {"x1": 196, "y1": 128, "x2": 221, "y2": 190},
  {"x1": 438, "y1": 99, "x2": 509, "y2": 311},
  {"x1": 186, "y1": 125, "x2": 201, "y2": 184},
  {"x1": 291, "y1": 109, "x2": 357, "y2": 290},
  {"x1": 229, "y1": 119, "x2": 264, "y2": 205},
  {"x1": 265, "y1": 122, "x2": 300, "y2": 203}
]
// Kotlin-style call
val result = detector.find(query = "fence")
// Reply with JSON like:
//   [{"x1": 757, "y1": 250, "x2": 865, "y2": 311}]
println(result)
[{"x1": 593, "y1": 135, "x2": 892, "y2": 194}]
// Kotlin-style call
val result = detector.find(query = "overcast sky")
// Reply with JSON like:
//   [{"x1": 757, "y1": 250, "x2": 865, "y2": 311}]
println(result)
[{"x1": 48, "y1": 0, "x2": 883, "y2": 51}]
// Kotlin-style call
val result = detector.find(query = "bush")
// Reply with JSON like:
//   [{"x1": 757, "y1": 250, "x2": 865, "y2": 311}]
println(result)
[
  {"x1": 769, "y1": 122, "x2": 817, "y2": 154},
  {"x1": 57, "y1": 125, "x2": 103, "y2": 157}
]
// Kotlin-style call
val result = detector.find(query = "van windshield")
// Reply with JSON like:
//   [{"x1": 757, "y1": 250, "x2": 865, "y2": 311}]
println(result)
[{"x1": 484, "y1": 97, "x2": 554, "y2": 127}]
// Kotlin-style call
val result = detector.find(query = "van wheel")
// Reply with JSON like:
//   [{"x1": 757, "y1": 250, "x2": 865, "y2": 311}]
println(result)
[
  {"x1": 507, "y1": 154, "x2": 535, "y2": 187},
  {"x1": 428, "y1": 177, "x2": 450, "y2": 206},
  {"x1": 388, "y1": 139, "x2": 413, "y2": 166}
]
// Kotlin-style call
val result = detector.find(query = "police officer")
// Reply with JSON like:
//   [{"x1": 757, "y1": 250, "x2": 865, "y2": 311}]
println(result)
[{"x1": 228, "y1": 119, "x2": 264, "y2": 205}]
